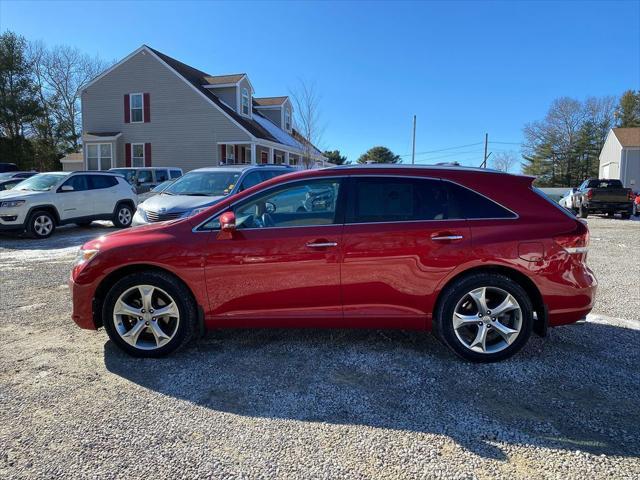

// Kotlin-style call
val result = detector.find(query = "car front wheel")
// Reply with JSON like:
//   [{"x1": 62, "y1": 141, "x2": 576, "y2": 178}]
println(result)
[
  {"x1": 102, "y1": 271, "x2": 197, "y2": 357},
  {"x1": 434, "y1": 273, "x2": 533, "y2": 362},
  {"x1": 27, "y1": 210, "x2": 56, "y2": 239}
]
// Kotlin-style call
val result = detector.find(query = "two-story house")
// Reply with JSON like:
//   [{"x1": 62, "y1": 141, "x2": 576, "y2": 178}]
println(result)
[
  {"x1": 78, "y1": 45, "x2": 326, "y2": 173},
  {"x1": 598, "y1": 127, "x2": 640, "y2": 189}
]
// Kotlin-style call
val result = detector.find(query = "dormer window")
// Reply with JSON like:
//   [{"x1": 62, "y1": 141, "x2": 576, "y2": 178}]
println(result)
[
  {"x1": 241, "y1": 88, "x2": 250, "y2": 116},
  {"x1": 285, "y1": 108, "x2": 291, "y2": 131}
]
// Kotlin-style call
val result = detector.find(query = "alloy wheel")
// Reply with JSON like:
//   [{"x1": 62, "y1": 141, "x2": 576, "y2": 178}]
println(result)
[
  {"x1": 113, "y1": 285, "x2": 180, "y2": 350},
  {"x1": 118, "y1": 207, "x2": 132, "y2": 226},
  {"x1": 33, "y1": 215, "x2": 53, "y2": 237},
  {"x1": 452, "y1": 286, "x2": 522, "y2": 354}
]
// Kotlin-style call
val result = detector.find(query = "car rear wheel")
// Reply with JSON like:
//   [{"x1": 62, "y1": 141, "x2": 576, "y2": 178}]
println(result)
[
  {"x1": 27, "y1": 210, "x2": 56, "y2": 239},
  {"x1": 578, "y1": 204, "x2": 588, "y2": 218},
  {"x1": 435, "y1": 273, "x2": 533, "y2": 362},
  {"x1": 102, "y1": 271, "x2": 197, "y2": 357},
  {"x1": 113, "y1": 203, "x2": 133, "y2": 228}
]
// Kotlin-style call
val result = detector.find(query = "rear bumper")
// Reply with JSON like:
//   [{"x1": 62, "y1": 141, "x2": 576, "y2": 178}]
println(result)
[
  {"x1": 584, "y1": 203, "x2": 632, "y2": 213},
  {"x1": 545, "y1": 264, "x2": 598, "y2": 327},
  {"x1": 69, "y1": 275, "x2": 98, "y2": 330}
]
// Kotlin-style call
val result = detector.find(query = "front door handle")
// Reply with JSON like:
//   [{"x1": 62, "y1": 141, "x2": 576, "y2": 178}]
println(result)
[{"x1": 306, "y1": 241, "x2": 338, "y2": 248}]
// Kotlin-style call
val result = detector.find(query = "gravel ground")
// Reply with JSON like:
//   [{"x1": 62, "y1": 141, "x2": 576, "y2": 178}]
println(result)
[{"x1": 0, "y1": 217, "x2": 639, "y2": 479}]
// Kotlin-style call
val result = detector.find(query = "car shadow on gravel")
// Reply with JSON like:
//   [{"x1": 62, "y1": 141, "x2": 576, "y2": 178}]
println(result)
[
  {"x1": 0, "y1": 223, "x2": 116, "y2": 251},
  {"x1": 104, "y1": 322, "x2": 640, "y2": 461}
]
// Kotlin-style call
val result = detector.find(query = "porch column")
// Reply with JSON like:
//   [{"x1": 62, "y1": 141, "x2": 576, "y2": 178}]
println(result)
[
  {"x1": 284, "y1": 151, "x2": 290, "y2": 165},
  {"x1": 268, "y1": 146, "x2": 274, "y2": 164},
  {"x1": 250, "y1": 143, "x2": 256, "y2": 165}
]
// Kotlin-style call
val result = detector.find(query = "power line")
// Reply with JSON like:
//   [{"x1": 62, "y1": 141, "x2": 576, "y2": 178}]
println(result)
[
  {"x1": 398, "y1": 141, "x2": 483, "y2": 157},
  {"x1": 489, "y1": 141, "x2": 521, "y2": 145}
]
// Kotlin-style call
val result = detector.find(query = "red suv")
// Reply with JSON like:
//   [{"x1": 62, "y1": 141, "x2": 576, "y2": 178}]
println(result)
[{"x1": 70, "y1": 165, "x2": 597, "y2": 362}]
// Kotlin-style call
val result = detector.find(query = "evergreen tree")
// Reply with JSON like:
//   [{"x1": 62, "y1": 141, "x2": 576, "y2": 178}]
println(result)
[
  {"x1": 323, "y1": 149, "x2": 348, "y2": 165},
  {"x1": 614, "y1": 90, "x2": 640, "y2": 127},
  {"x1": 357, "y1": 146, "x2": 400, "y2": 164}
]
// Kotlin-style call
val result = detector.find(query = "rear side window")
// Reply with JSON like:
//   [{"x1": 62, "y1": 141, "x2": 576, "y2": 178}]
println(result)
[
  {"x1": 155, "y1": 169, "x2": 169, "y2": 182},
  {"x1": 239, "y1": 171, "x2": 262, "y2": 191},
  {"x1": 347, "y1": 177, "x2": 450, "y2": 223},
  {"x1": 446, "y1": 182, "x2": 516, "y2": 219},
  {"x1": 170, "y1": 170, "x2": 182, "y2": 179},
  {"x1": 89, "y1": 175, "x2": 118, "y2": 189}
]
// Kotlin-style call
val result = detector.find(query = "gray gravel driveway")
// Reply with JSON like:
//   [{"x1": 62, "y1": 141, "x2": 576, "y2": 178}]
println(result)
[{"x1": 0, "y1": 217, "x2": 639, "y2": 479}]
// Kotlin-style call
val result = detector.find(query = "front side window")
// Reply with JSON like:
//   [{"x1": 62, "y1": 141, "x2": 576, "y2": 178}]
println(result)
[
  {"x1": 239, "y1": 171, "x2": 262, "y2": 191},
  {"x1": 132, "y1": 144, "x2": 145, "y2": 167},
  {"x1": 60, "y1": 175, "x2": 89, "y2": 192},
  {"x1": 285, "y1": 108, "x2": 291, "y2": 131},
  {"x1": 130, "y1": 93, "x2": 143, "y2": 123},
  {"x1": 155, "y1": 169, "x2": 169, "y2": 182},
  {"x1": 230, "y1": 179, "x2": 341, "y2": 230},
  {"x1": 347, "y1": 177, "x2": 449, "y2": 223},
  {"x1": 137, "y1": 170, "x2": 153, "y2": 184},
  {"x1": 241, "y1": 88, "x2": 250, "y2": 116},
  {"x1": 165, "y1": 171, "x2": 242, "y2": 197},
  {"x1": 87, "y1": 143, "x2": 112, "y2": 170}
]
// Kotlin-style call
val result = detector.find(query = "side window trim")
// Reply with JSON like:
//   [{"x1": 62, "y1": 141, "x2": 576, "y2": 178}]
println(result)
[{"x1": 194, "y1": 176, "x2": 347, "y2": 232}]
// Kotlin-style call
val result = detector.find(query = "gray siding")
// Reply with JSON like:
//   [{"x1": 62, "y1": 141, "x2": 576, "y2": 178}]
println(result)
[
  {"x1": 210, "y1": 86, "x2": 237, "y2": 110},
  {"x1": 81, "y1": 50, "x2": 250, "y2": 172},
  {"x1": 257, "y1": 108, "x2": 282, "y2": 128},
  {"x1": 621, "y1": 149, "x2": 640, "y2": 189}
]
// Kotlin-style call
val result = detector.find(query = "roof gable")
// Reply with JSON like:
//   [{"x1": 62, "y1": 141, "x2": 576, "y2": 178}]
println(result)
[{"x1": 612, "y1": 127, "x2": 640, "y2": 147}]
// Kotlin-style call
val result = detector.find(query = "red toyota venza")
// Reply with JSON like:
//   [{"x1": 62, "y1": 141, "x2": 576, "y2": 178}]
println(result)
[{"x1": 70, "y1": 165, "x2": 597, "y2": 362}]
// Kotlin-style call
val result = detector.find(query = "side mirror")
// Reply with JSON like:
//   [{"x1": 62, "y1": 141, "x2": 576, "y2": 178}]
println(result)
[
  {"x1": 219, "y1": 211, "x2": 236, "y2": 232},
  {"x1": 60, "y1": 185, "x2": 74, "y2": 192}
]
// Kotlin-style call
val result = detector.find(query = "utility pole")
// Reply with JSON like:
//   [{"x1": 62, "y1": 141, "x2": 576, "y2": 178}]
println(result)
[
  {"x1": 481, "y1": 133, "x2": 492, "y2": 168},
  {"x1": 411, "y1": 115, "x2": 416, "y2": 165}
]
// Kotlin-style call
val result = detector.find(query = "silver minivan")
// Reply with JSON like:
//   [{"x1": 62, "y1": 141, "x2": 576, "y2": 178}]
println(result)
[{"x1": 110, "y1": 167, "x2": 183, "y2": 193}]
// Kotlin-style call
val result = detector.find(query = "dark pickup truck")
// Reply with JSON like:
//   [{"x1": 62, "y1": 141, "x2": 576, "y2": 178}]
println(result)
[{"x1": 574, "y1": 178, "x2": 634, "y2": 219}]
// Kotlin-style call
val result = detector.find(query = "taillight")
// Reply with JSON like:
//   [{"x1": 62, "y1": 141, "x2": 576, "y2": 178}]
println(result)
[
  {"x1": 586, "y1": 190, "x2": 593, "y2": 200},
  {"x1": 554, "y1": 220, "x2": 589, "y2": 254},
  {"x1": 628, "y1": 191, "x2": 634, "y2": 201}
]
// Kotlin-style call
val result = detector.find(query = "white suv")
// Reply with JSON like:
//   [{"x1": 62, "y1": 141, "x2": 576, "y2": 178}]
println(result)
[{"x1": 0, "y1": 171, "x2": 137, "y2": 239}]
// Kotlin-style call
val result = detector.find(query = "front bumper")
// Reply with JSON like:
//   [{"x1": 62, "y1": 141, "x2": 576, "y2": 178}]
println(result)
[
  {"x1": 69, "y1": 275, "x2": 99, "y2": 330},
  {"x1": 0, "y1": 207, "x2": 27, "y2": 230}
]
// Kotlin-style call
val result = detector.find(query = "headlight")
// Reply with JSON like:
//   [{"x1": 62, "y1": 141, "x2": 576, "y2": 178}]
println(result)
[
  {"x1": 0, "y1": 200, "x2": 25, "y2": 208},
  {"x1": 184, "y1": 207, "x2": 207, "y2": 218},
  {"x1": 74, "y1": 248, "x2": 99, "y2": 267}
]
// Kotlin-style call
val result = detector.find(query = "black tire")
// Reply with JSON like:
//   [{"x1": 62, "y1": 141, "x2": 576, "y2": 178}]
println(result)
[
  {"x1": 26, "y1": 210, "x2": 56, "y2": 239},
  {"x1": 102, "y1": 271, "x2": 197, "y2": 357},
  {"x1": 434, "y1": 273, "x2": 534, "y2": 363},
  {"x1": 620, "y1": 211, "x2": 630, "y2": 220},
  {"x1": 113, "y1": 202, "x2": 133, "y2": 228},
  {"x1": 579, "y1": 204, "x2": 588, "y2": 218},
  {"x1": 633, "y1": 204, "x2": 639, "y2": 217}
]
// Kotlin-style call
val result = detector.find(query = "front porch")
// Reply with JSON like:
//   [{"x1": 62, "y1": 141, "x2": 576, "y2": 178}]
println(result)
[{"x1": 218, "y1": 142, "x2": 304, "y2": 167}]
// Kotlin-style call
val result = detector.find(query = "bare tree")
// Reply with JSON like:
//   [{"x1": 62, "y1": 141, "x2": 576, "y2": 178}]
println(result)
[
  {"x1": 491, "y1": 151, "x2": 517, "y2": 172},
  {"x1": 290, "y1": 80, "x2": 325, "y2": 169},
  {"x1": 38, "y1": 45, "x2": 110, "y2": 152}
]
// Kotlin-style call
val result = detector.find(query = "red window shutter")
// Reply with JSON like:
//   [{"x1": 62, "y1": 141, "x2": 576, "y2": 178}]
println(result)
[
  {"x1": 143, "y1": 93, "x2": 150, "y2": 122},
  {"x1": 242, "y1": 147, "x2": 246, "y2": 163},
  {"x1": 144, "y1": 143, "x2": 152, "y2": 167},
  {"x1": 124, "y1": 94, "x2": 130, "y2": 123},
  {"x1": 221, "y1": 144, "x2": 226, "y2": 163},
  {"x1": 234, "y1": 145, "x2": 239, "y2": 163},
  {"x1": 125, "y1": 143, "x2": 131, "y2": 167}
]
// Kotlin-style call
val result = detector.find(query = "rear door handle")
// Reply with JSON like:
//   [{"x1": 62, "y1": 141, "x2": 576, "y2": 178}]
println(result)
[
  {"x1": 431, "y1": 235, "x2": 464, "y2": 241},
  {"x1": 306, "y1": 241, "x2": 338, "y2": 248}
]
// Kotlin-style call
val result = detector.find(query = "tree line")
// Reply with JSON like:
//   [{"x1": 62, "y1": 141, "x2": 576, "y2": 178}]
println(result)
[
  {"x1": 522, "y1": 90, "x2": 640, "y2": 186},
  {"x1": 0, "y1": 31, "x2": 111, "y2": 171}
]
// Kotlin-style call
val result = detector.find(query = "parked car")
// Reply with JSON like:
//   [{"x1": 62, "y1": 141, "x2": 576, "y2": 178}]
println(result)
[
  {"x1": 0, "y1": 163, "x2": 18, "y2": 173},
  {"x1": 0, "y1": 171, "x2": 137, "y2": 238},
  {"x1": 132, "y1": 165, "x2": 293, "y2": 226},
  {"x1": 574, "y1": 178, "x2": 634, "y2": 218},
  {"x1": 633, "y1": 192, "x2": 640, "y2": 217},
  {"x1": 137, "y1": 179, "x2": 175, "y2": 203},
  {"x1": 0, "y1": 171, "x2": 37, "y2": 181},
  {"x1": 558, "y1": 188, "x2": 578, "y2": 211},
  {"x1": 0, "y1": 178, "x2": 24, "y2": 191},
  {"x1": 70, "y1": 165, "x2": 597, "y2": 362},
  {"x1": 109, "y1": 167, "x2": 183, "y2": 194}
]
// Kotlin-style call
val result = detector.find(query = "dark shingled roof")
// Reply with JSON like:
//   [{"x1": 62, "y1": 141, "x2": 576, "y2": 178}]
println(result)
[
  {"x1": 85, "y1": 131, "x2": 121, "y2": 137},
  {"x1": 254, "y1": 96, "x2": 288, "y2": 106},
  {"x1": 612, "y1": 127, "x2": 640, "y2": 147},
  {"x1": 146, "y1": 46, "x2": 279, "y2": 143},
  {"x1": 203, "y1": 74, "x2": 246, "y2": 85}
]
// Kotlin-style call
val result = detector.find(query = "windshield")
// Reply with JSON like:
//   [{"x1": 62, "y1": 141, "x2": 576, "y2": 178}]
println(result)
[
  {"x1": 164, "y1": 171, "x2": 241, "y2": 196},
  {"x1": 153, "y1": 180, "x2": 174, "y2": 192},
  {"x1": 13, "y1": 173, "x2": 67, "y2": 191},
  {"x1": 0, "y1": 172, "x2": 17, "y2": 180},
  {"x1": 110, "y1": 169, "x2": 136, "y2": 183}
]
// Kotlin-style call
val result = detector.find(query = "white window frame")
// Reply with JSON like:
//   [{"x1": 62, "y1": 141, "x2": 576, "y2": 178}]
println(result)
[
  {"x1": 241, "y1": 88, "x2": 250, "y2": 117},
  {"x1": 131, "y1": 143, "x2": 145, "y2": 167},
  {"x1": 86, "y1": 143, "x2": 113, "y2": 171},
  {"x1": 130, "y1": 92, "x2": 144, "y2": 123},
  {"x1": 226, "y1": 144, "x2": 236, "y2": 163},
  {"x1": 284, "y1": 108, "x2": 291, "y2": 132}
]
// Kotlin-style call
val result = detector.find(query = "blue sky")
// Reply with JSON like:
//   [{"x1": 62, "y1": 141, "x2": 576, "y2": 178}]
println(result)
[{"x1": 1, "y1": 0, "x2": 639, "y2": 168}]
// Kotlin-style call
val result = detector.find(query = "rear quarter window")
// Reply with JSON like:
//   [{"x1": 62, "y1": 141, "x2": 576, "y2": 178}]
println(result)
[{"x1": 446, "y1": 182, "x2": 517, "y2": 219}]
